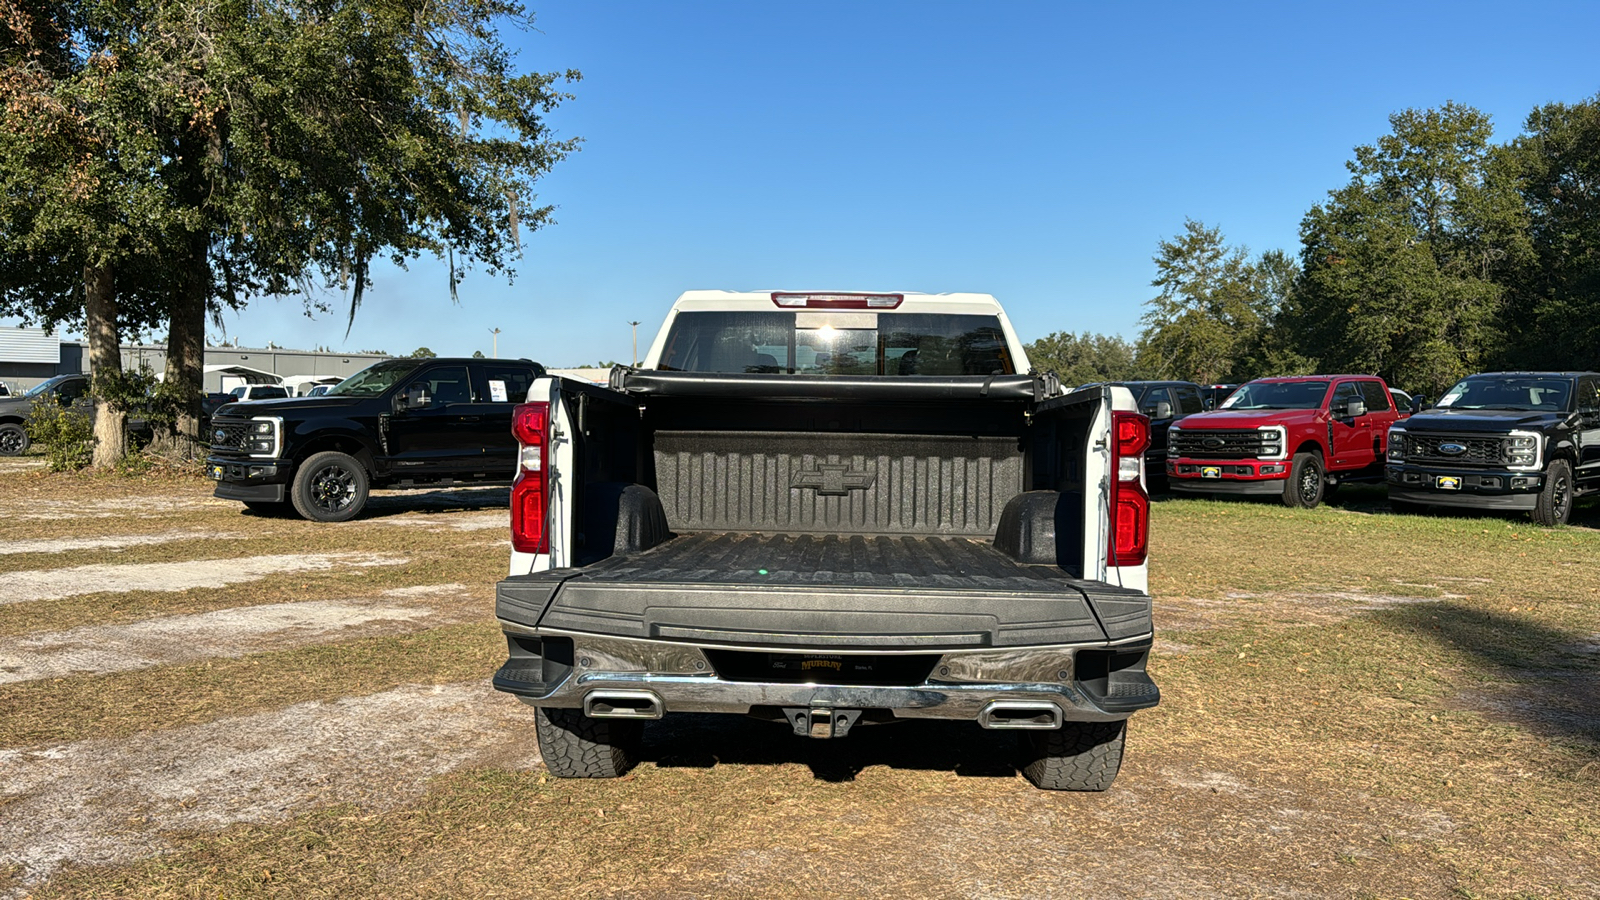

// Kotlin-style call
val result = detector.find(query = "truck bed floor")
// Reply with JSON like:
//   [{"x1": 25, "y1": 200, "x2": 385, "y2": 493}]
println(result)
[{"x1": 584, "y1": 531, "x2": 1085, "y2": 591}]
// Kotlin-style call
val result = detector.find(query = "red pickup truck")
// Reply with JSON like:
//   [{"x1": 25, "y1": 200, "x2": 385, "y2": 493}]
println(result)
[{"x1": 1165, "y1": 375, "x2": 1402, "y2": 508}]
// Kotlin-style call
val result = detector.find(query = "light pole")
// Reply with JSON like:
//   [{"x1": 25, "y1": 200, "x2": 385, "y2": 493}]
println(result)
[
  {"x1": 487, "y1": 327, "x2": 501, "y2": 358},
  {"x1": 628, "y1": 321, "x2": 641, "y2": 367}
]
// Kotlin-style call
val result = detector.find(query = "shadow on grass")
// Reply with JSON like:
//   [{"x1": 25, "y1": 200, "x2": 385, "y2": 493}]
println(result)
[
  {"x1": 1377, "y1": 601, "x2": 1600, "y2": 755},
  {"x1": 1157, "y1": 480, "x2": 1600, "y2": 529},
  {"x1": 359, "y1": 485, "x2": 511, "y2": 519},
  {"x1": 639, "y1": 713, "x2": 1021, "y2": 783}
]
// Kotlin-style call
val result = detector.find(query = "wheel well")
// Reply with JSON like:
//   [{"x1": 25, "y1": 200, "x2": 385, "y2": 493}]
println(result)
[
  {"x1": 1293, "y1": 441, "x2": 1323, "y2": 457},
  {"x1": 293, "y1": 437, "x2": 375, "y2": 475},
  {"x1": 0, "y1": 417, "x2": 25, "y2": 427}
]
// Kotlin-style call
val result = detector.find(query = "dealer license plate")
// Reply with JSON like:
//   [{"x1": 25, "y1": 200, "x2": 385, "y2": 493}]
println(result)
[
  {"x1": 1201, "y1": 466, "x2": 1222, "y2": 479},
  {"x1": 1436, "y1": 475, "x2": 1461, "y2": 490},
  {"x1": 208, "y1": 465, "x2": 225, "y2": 480}
]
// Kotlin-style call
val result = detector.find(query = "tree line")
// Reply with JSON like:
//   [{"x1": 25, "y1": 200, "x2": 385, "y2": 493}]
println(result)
[
  {"x1": 1, "y1": 0, "x2": 578, "y2": 466},
  {"x1": 1028, "y1": 97, "x2": 1600, "y2": 396}
]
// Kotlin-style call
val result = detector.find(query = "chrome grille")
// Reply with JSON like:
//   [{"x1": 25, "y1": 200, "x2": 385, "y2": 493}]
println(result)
[
  {"x1": 1169, "y1": 430, "x2": 1266, "y2": 459},
  {"x1": 1400, "y1": 433, "x2": 1506, "y2": 466}
]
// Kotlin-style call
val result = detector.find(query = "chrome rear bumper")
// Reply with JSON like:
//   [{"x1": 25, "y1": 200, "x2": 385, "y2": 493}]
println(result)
[{"x1": 493, "y1": 628, "x2": 1159, "y2": 726}]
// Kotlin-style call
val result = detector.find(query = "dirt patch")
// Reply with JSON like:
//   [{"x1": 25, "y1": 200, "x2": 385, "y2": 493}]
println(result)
[
  {"x1": 0, "y1": 459, "x2": 45, "y2": 474},
  {"x1": 0, "y1": 681, "x2": 535, "y2": 894},
  {"x1": 1, "y1": 553, "x2": 407, "y2": 605},
  {"x1": 0, "y1": 495, "x2": 232, "y2": 520},
  {"x1": 0, "y1": 529, "x2": 238, "y2": 556},
  {"x1": 619, "y1": 746, "x2": 1465, "y2": 900},
  {"x1": 1156, "y1": 590, "x2": 1452, "y2": 632},
  {"x1": 0, "y1": 584, "x2": 475, "y2": 685}
]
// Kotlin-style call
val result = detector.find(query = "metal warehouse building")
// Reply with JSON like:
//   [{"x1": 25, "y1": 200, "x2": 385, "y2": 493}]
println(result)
[{"x1": 0, "y1": 327, "x2": 391, "y2": 394}]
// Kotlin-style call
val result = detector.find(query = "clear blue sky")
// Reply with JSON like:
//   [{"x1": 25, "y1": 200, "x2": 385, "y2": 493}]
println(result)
[{"x1": 24, "y1": 1, "x2": 1600, "y2": 364}]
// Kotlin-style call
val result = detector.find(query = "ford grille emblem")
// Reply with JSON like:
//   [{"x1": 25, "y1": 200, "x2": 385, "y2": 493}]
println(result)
[
  {"x1": 1438, "y1": 442, "x2": 1467, "y2": 456},
  {"x1": 1202, "y1": 437, "x2": 1225, "y2": 449}
]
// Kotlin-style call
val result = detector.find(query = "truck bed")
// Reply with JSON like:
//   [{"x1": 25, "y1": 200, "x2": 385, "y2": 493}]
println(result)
[{"x1": 497, "y1": 531, "x2": 1151, "y2": 649}]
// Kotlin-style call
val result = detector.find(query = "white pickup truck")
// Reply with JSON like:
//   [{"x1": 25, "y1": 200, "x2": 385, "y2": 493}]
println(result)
[{"x1": 493, "y1": 290, "x2": 1158, "y2": 790}]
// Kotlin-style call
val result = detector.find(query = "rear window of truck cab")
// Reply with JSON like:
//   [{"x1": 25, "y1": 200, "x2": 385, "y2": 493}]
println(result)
[{"x1": 657, "y1": 311, "x2": 1015, "y2": 376}]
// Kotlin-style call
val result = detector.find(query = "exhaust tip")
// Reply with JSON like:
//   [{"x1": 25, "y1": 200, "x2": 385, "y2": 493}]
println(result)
[
  {"x1": 584, "y1": 690, "x2": 663, "y2": 720},
  {"x1": 978, "y1": 700, "x2": 1063, "y2": 730}
]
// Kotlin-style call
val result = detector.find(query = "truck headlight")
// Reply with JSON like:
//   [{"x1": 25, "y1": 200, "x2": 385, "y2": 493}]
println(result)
[
  {"x1": 1256, "y1": 426, "x2": 1286, "y2": 460},
  {"x1": 1387, "y1": 428, "x2": 1406, "y2": 460},
  {"x1": 1506, "y1": 434, "x2": 1537, "y2": 466},
  {"x1": 248, "y1": 418, "x2": 281, "y2": 457}
]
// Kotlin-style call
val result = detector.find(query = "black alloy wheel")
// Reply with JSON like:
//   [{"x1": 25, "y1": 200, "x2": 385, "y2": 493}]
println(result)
[
  {"x1": 1533, "y1": 459, "x2": 1573, "y2": 527},
  {"x1": 1283, "y1": 451, "x2": 1325, "y2": 509},
  {"x1": 312, "y1": 465, "x2": 356, "y2": 512},
  {"x1": 290, "y1": 450, "x2": 370, "y2": 522},
  {"x1": 1299, "y1": 465, "x2": 1322, "y2": 505},
  {"x1": 0, "y1": 424, "x2": 27, "y2": 456}
]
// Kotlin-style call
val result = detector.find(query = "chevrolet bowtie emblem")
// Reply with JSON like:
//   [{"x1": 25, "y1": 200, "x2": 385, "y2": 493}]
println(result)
[{"x1": 791, "y1": 463, "x2": 875, "y2": 496}]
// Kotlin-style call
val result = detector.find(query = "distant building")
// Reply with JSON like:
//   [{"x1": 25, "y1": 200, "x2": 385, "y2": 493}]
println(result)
[
  {"x1": 0, "y1": 327, "x2": 392, "y2": 393},
  {"x1": 0, "y1": 327, "x2": 85, "y2": 393}
]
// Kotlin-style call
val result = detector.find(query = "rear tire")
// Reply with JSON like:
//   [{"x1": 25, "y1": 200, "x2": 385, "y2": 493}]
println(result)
[
  {"x1": 535, "y1": 706, "x2": 642, "y2": 779},
  {"x1": 1282, "y1": 452, "x2": 1325, "y2": 509},
  {"x1": 1531, "y1": 459, "x2": 1573, "y2": 527},
  {"x1": 0, "y1": 423, "x2": 28, "y2": 456},
  {"x1": 290, "y1": 451, "x2": 369, "y2": 522},
  {"x1": 1019, "y1": 720, "x2": 1126, "y2": 791}
]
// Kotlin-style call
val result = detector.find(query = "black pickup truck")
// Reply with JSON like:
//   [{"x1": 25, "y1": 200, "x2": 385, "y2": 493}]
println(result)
[
  {"x1": 1385, "y1": 371, "x2": 1600, "y2": 525},
  {"x1": 491, "y1": 290, "x2": 1159, "y2": 791},
  {"x1": 206, "y1": 357, "x2": 544, "y2": 521},
  {"x1": 0, "y1": 375, "x2": 93, "y2": 456}
]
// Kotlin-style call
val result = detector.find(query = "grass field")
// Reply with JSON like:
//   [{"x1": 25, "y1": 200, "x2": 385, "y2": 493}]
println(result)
[{"x1": 0, "y1": 466, "x2": 1595, "y2": 899}]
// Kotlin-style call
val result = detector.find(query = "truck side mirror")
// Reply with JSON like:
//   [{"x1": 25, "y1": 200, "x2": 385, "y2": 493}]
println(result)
[
  {"x1": 1411, "y1": 396, "x2": 1425, "y2": 413},
  {"x1": 1345, "y1": 399, "x2": 1366, "y2": 418},
  {"x1": 1152, "y1": 401, "x2": 1173, "y2": 420},
  {"x1": 397, "y1": 383, "x2": 431, "y2": 411}
]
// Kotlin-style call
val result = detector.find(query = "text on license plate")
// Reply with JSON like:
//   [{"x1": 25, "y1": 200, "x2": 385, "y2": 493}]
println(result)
[
  {"x1": 1201, "y1": 466, "x2": 1222, "y2": 479},
  {"x1": 1436, "y1": 475, "x2": 1461, "y2": 490}
]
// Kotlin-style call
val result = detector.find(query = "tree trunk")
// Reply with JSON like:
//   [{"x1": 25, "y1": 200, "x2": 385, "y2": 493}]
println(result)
[
  {"x1": 84, "y1": 262, "x2": 127, "y2": 469},
  {"x1": 158, "y1": 230, "x2": 210, "y2": 460}
]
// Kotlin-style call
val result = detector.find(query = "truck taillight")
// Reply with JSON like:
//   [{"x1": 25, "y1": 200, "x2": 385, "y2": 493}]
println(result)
[
  {"x1": 1110, "y1": 410, "x2": 1149, "y2": 567},
  {"x1": 511, "y1": 402, "x2": 550, "y2": 555}
]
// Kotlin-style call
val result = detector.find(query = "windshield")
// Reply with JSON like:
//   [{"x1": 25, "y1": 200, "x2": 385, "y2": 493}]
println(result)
[
  {"x1": 22, "y1": 375, "x2": 73, "y2": 399},
  {"x1": 657, "y1": 311, "x2": 1015, "y2": 376},
  {"x1": 325, "y1": 359, "x2": 419, "y2": 397},
  {"x1": 1436, "y1": 376, "x2": 1572, "y2": 412},
  {"x1": 1221, "y1": 381, "x2": 1330, "y2": 410}
]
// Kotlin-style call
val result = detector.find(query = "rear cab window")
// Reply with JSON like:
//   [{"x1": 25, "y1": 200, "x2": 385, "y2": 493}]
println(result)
[
  {"x1": 477, "y1": 364, "x2": 539, "y2": 404},
  {"x1": 1359, "y1": 381, "x2": 1391, "y2": 412},
  {"x1": 658, "y1": 311, "x2": 1016, "y2": 376},
  {"x1": 1175, "y1": 385, "x2": 1204, "y2": 415}
]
